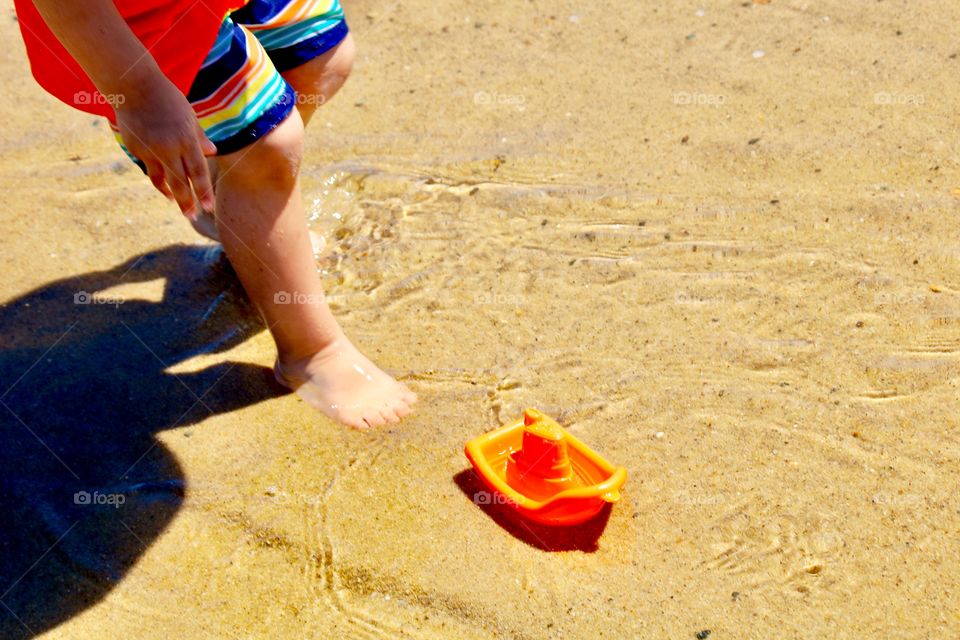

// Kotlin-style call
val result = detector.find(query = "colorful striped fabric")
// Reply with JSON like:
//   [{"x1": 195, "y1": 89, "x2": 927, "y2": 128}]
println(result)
[
  {"x1": 233, "y1": 0, "x2": 348, "y2": 71},
  {"x1": 187, "y1": 21, "x2": 295, "y2": 153},
  {"x1": 117, "y1": 0, "x2": 348, "y2": 161}
]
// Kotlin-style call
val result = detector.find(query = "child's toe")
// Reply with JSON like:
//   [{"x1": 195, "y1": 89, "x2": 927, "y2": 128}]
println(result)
[
  {"x1": 339, "y1": 410, "x2": 368, "y2": 430},
  {"x1": 398, "y1": 383, "x2": 417, "y2": 405},
  {"x1": 380, "y1": 406, "x2": 401, "y2": 424},
  {"x1": 362, "y1": 410, "x2": 387, "y2": 428},
  {"x1": 393, "y1": 400, "x2": 412, "y2": 419}
]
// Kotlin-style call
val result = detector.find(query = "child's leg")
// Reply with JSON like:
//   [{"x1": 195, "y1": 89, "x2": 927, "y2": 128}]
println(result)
[
  {"x1": 212, "y1": 110, "x2": 416, "y2": 428},
  {"x1": 190, "y1": 190, "x2": 326, "y2": 256},
  {"x1": 189, "y1": 34, "x2": 354, "y2": 244},
  {"x1": 280, "y1": 33, "x2": 355, "y2": 126}
]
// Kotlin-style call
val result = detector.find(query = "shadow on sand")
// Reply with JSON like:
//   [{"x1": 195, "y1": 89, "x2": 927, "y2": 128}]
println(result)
[
  {"x1": 0, "y1": 244, "x2": 284, "y2": 638},
  {"x1": 453, "y1": 469, "x2": 611, "y2": 552}
]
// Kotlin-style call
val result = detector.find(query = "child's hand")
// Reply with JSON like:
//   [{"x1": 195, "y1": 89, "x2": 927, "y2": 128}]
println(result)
[
  {"x1": 29, "y1": 0, "x2": 217, "y2": 218},
  {"x1": 29, "y1": 0, "x2": 216, "y2": 219},
  {"x1": 115, "y1": 78, "x2": 217, "y2": 220},
  {"x1": 33, "y1": 0, "x2": 217, "y2": 219}
]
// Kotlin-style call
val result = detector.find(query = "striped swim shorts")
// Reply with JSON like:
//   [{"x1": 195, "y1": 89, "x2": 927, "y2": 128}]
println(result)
[{"x1": 119, "y1": 0, "x2": 348, "y2": 161}]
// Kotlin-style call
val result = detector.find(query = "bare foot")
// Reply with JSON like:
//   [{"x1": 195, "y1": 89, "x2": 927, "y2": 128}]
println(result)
[
  {"x1": 191, "y1": 208, "x2": 327, "y2": 255},
  {"x1": 274, "y1": 337, "x2": 417, "y2": 428}
]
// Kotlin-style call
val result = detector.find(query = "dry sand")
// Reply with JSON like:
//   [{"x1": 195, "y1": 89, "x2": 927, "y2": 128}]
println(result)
[{"x1": 2, "y1": 0, "x2": 959, "y2": 638}]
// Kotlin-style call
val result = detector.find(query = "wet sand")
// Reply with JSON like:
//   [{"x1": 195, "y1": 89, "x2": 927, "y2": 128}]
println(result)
[{"x1": 2, "y1": 0, "x2": 960, "y2": 637}]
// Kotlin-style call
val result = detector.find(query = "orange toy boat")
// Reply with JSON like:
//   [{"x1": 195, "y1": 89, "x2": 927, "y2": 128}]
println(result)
[{"x1": 464, "y1": 409, "x2": 627, "y2": 526}]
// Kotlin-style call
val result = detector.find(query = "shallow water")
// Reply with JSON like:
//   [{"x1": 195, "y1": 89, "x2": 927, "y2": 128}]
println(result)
[{"x1": 3, "y1": 0, "x2": 960, "y2": 638}]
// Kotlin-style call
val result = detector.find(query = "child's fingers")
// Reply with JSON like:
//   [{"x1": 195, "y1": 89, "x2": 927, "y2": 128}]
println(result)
[
  {"x1": 143, "y1": 158, "x2": 174, "y2": 200},
  {"x1": 164, "y1": 157, "x2": 197, "y2": 220},
  {"x1": 198, "y1": 130, "x2": 218, "y2": 157},
  {"x1": 184, "y1": 144, "x2": 215, "y2": 211}
]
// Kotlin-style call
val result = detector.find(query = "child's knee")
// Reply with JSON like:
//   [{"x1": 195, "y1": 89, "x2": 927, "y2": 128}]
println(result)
[
  {"x1": 313, "y1": 34, "x2": 355, "y2": 90},
  {"x1": 217, "y1": 111, "x2": 304, "y2": 190},
  {"x1": 283, "y1": 35, "x2": 355, "y2": 111},
  {"x1": 329, "y1": 34, "x2": 355, "y2": 83}
]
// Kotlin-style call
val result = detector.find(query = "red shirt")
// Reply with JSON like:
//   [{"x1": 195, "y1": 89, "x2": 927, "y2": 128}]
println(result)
[{"x1": 14, "y1": 0, "x2": 247, "y2": 120}]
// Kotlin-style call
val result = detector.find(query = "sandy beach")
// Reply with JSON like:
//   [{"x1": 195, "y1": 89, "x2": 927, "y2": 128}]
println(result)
[{"x1": 2, "y1": 0, "x2": 960, "y2": 637}]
